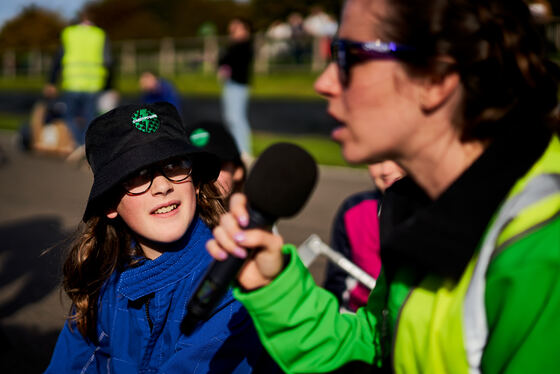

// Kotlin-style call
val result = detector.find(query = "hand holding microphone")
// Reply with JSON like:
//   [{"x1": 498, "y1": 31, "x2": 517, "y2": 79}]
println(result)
[
  {"x1": 183, "y1": 143, "x2": 318, "y2": 333},
  {"x1": 210, "y1": 193, "x2": 285, "y2": 289}
]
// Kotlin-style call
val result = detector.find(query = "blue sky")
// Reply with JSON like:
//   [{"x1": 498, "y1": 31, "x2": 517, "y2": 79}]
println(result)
[{"x1": 0, "y1": 0, "x2": 92, "y2": 28}]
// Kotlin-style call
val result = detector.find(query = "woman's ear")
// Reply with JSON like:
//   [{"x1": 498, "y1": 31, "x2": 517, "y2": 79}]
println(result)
[{"x1": 420, "y1": 71, "x2": 460, "y2": 113}]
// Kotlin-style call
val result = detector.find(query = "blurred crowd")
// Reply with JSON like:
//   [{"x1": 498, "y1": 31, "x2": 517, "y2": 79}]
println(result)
[
  {"x1": 16, "y1": 5, "x2": 342, "y2": 163},
  {"x1": 265, "y1": 6, "x2": 338, "y2": 63}
]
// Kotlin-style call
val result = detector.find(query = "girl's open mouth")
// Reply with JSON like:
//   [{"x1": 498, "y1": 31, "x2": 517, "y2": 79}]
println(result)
[{"x1": 153, "y1": 204, "x2": 178, "y2": 214}]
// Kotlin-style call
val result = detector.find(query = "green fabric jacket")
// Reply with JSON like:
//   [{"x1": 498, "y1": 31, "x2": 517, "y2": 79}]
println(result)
[{"x1": 234, "y1": 136, "x2": 560, "y2": 373}]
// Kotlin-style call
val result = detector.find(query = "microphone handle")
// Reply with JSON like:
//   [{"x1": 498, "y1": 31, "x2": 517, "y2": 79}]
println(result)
[{"x1": 182, "y1": 207, "x2": 275, "y2": 333}]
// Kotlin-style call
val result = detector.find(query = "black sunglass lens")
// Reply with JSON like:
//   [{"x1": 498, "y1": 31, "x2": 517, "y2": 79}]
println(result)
[{"x1": 332, "y1": 40, "x2": 349, "y2": 86}]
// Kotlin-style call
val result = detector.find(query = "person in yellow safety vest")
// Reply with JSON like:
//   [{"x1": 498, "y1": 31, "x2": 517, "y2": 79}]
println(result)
[{"x1": 44, "y1": 11, "x2": 112, "y2": 148}]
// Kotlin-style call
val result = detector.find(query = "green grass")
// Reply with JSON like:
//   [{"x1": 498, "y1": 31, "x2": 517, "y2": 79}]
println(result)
[
  {"x1": 0, "y1": 112, "x2": 27, "y2": 131},
  {"x1": 252, "y1": 131, "x2": 356, "y2": 168},
  {"x1": 0, "y1": 71, "x2": 323, "y2": 99},
  {"x1": 119, "y1": 71, "x2": 322, "y2": 99},
  {"x1": 251, "y1": 72, "x2": 321, "y2": 99},
  {"x1": 0, "y1": 76, "x2": 45, "y2": 92}
]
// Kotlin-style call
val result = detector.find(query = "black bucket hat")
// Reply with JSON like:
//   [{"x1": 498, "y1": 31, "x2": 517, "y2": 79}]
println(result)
[
  {"x1": 186, "y1": 120, "x2": 242, "y2": 166},
  {"x1": 83, "y1": 102, "x2": 220, "y2": 220}
]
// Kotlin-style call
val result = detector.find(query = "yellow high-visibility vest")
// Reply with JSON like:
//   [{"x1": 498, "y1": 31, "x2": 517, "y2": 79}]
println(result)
[{"x1": 61, "y1": 24, "x2": 107, "y2": 92}]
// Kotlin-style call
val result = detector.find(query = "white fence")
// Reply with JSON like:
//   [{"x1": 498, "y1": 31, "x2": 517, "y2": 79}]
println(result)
[
  {"x1": 0, "y1": 33, "x2": 331, "y2": 79},
  {"x1": 4, "y1": 20, "x2": 560, "y2": 80}
]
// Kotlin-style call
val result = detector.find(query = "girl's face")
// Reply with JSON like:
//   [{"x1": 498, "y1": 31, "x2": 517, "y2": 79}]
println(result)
[
  {"x1": 107, "y1": 166, "x2": 198, "y2": 258},
  {"x1": 314, "y1": 0, "x2": 425, "y2": 165},
  {"x1": 368, "y1": 160, "x2": 405, "y2": 193},
  {"x1": 216, "y1": 161, "x2": 245, "y2": 197}
]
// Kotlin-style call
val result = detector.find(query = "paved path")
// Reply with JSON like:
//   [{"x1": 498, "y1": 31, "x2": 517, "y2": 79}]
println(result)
[{"x1": 0, "y1": 131, "x2": 372, "y2": 373}]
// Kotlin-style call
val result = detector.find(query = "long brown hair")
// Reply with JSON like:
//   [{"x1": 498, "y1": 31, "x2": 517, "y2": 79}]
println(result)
[{"x1": 63, "y1": 177, "x2": 225, "y2": 342}]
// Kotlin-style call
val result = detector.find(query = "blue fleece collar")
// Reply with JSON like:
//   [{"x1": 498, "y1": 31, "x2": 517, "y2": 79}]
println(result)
[{"x1": 117, "y1": 217, "x2": 212, "y2": 300}]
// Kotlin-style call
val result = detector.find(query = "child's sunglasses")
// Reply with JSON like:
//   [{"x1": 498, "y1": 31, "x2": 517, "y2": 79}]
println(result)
[
  {"x1": 122, "y1": 157, "x2": 193, "y2": 196},
  {"x1": 331, "y1": 38, "x2": 415, "y2": 87}
]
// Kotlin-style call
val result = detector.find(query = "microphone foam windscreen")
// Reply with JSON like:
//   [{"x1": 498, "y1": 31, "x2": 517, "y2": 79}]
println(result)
[{"x1": 244, "y1": 142, "x2": 318, "y2": 218}]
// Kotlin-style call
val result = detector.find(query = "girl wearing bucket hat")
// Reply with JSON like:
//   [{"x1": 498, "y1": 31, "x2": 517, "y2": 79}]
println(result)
[
  {"x1": 46, "y1": 102, "x2": 279, "y2": 373},
  {"x1": 186, "y1": 120, "x2": 247, "y2": 203}
]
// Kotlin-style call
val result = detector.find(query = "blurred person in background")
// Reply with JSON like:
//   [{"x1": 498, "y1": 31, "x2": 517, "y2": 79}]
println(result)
[
  {"x1": 324, "y1": 161, "x2": 404, "y2": 312},
  {"x1": 187, "y1": 120, "x2": 246, "y2": 204},
  {"x1": 218, "y1": 17, "x2": 254, "y2": 159},
  {"x1": 265, "y1": 20, "x2": 292, "y2": 59},
  {"x1": 303, "y1": 5, "x2": 338, "y2": 61},
  {"x1": 526, "y1": 0, "x2": 556, "y2": 53},
  {"x1": 527, "y1": 0, "x2": 553, "y2": 22},
  {"x1": 139, "y1": 71, "x2": 182, "y2": 114},
  {"x1": 44, "y1": 11, "x2": 112, "y2": 150},
  {"x1": 288, "y1": 12, "x2": 308, "y2": 64},
  {"x1": 303, "y1": 5, "x2": 338, "y2": 37},
  {"x1": 206, "y1": 0, "x2": 560, "y2": 372}
]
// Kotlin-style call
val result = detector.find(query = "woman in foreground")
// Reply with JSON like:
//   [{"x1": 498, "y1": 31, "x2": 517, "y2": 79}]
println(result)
[{"x1": 208, "y1": 0, "x2": 560, "y2": 372}]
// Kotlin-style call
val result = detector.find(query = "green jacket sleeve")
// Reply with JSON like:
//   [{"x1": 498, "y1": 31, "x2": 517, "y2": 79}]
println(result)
[
  {"x1": 233, "y1": 244, "x2": 378, "y2": 373},
  {"x1": 483, "y1": 217, "x2": 560, "y2": 373}
]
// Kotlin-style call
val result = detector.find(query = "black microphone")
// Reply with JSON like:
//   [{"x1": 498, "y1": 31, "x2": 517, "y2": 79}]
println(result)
[{"x1": 182, "y1": 142, "x2": 318, "y2": 334}]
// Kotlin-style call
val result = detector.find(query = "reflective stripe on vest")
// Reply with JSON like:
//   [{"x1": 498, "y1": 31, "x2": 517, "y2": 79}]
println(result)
[
  {"x1": 61, "y1": 25, "x2": 106, "y2": 92},
  {"x1": 393, "y1": 136, "x2": 560, "y2": 374},
  {"x1": 464, "y1": 172, "x2": 560, "y2": 373}
]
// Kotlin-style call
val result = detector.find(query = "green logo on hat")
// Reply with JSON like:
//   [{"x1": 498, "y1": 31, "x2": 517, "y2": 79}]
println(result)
[
  {"x1": 131, "y1": 109, "x2": 160, "y2": 133},
  {"x1": 190, "y1": 128, "x2": 210, "y2": 147}
]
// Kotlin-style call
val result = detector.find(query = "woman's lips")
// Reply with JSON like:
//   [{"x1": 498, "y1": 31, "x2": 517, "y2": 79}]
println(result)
[
  {"x1": 329, "y1": 113, "x2": 346, "y2": 142},
  {"x1": 331, "y1": 124, "x2": 346, "y2": 142}
]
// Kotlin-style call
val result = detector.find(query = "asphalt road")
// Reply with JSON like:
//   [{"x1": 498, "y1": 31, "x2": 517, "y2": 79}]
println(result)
[
  {"x1": 0, "y1": 93, "x2": 340, "y2": 136},
  {"x1": 0, "y1": 131, "x2": 373, "y2": 373}
]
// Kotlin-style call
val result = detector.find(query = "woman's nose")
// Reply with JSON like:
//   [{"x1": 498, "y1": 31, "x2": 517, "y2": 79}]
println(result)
[{"x1": 314, "y1": 62, "x2": 342, "y2": 98}]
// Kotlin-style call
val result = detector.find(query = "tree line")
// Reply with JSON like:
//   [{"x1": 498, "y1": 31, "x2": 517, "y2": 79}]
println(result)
[{"x1": 0, "y1": 0, "x2": 341, "y2": 50}]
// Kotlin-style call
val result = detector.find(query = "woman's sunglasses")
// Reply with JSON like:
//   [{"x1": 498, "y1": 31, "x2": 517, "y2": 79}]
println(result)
[
  {"x1": 331, "y1": 38, "x2": 414, "y2": 87},
  {"x1": 122, "y1": 157, "x2": 193, "y2": 196}
]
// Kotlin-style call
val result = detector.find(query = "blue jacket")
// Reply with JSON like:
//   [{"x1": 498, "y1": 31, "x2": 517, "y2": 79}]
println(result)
[
  {"x1": 45, "y1": 217, "x2": 275, "y2": 373},
  {"x1": 142, "y1": 79, "x2": 182, "y2": 114}
]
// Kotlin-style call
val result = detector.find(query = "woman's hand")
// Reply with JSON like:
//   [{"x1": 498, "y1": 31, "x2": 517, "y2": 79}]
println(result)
[{"x1": 206, "y1": 193, "x2": 285, "y2": 290}]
